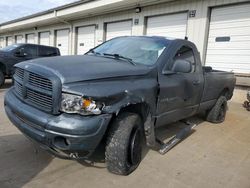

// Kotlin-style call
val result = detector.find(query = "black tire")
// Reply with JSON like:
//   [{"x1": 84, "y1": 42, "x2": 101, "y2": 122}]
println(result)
[
  {"x1": 0, "y1": 70, "x2": 5, "y2": 87},
  {"x1": 206, "y1": 96, "x2": 228, "y2": 123},
  {"x1": 105, "y1": 112, "x2": 143, "y2": 175}
]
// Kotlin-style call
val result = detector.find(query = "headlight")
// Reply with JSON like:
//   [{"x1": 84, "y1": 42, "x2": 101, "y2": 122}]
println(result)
[{"x1": 60, "y1": 93, "x2": 102, "y2": 115}]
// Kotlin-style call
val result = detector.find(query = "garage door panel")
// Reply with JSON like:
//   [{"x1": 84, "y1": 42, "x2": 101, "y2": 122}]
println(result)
[
  {"x1": 209, "y1": 20, "x2": 250, "y2": 30},
  {"x1": 208, "y1": 27, "x2": 250, "y2": 37},
  {"x1": 146, "y1": 12, "x2": 187, "y2": 39},
  {"x1": 40, "y1": 32, "x2": 50, "y2": 46},
  {"x1": 206, "y1": 3, "x2": 250, "y2": 74},
  {"x1": 6, "y1": 37, "x2": 13, "y2": 46},
  {"x1": 26, "y1": 34, "x2": 35, "y2": 44},
  {"x1": 206, "y1": 64, "x2": 250, "y2": 74},
  {"x1": 207, "y1": 41, "x2": 250, "y2": 50},
  {"x1": 0, "y1": 38, "x2": 4, "y2": 48},
  {"x1": 77, "y1": 26, "x2": 95, "y2": 54},
  {"x1": 56, "y1": 29, "x2": 69, "y2": 56},
  {"x1": 207, "y1": 55, "x2": 250, "y2": 63},
  {"x1": 148, "y1": 19, "x2": 187, "y2": 27},
  {"x1": 208, "y1": 35, "x2": 250, "y2": 43},
  {"x1": 106, "y1": 20, "x2": 132, "y2": 40},
  {"x1": 16, "y1": 36, "x2": 23, "y2": 43},
  {"x1": 207, "y1": 49, "x2": 250, "y2": 56},
  {"x1": 211, "y1": 11, "x2": 250, "y2": 22}
]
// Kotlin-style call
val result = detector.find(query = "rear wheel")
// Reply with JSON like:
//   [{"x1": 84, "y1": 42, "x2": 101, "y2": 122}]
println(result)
[
  {"x1": 0, "y1": 70, "x2": 5, "y2": 87},
  {"x1": 105, "y1": 112, "x2": 143, "y2": 175},
  {"x1": 206, "y1": 96, "x2": 228, "y2": 123}
]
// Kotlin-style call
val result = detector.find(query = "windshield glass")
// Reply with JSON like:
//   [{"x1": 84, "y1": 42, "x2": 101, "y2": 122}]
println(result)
[
  {"x1": 90, "y1": 37, "x2": 169, "y2": 65},
  {"x1": 0, "y1": 44, "x2": 21, "y2": 52}
]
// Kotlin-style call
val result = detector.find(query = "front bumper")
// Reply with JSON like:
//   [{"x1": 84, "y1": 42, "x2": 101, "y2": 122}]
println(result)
[{"x1": 4, "y1": 88, "x2": 112, "y2": 159}]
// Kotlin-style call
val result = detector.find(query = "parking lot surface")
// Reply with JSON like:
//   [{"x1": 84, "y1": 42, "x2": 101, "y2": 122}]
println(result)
[{"x1": 0, "y1": 80, "x2": 250, "y2": 188}]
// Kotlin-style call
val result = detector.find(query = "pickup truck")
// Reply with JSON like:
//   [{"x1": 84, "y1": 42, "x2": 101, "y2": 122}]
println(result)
[
  {"x1": 0, "y1": 43, "x2": 60, "y2": 87},
  {"x1": 4, "y1": 36, "x2": 236, "y2": 175}
]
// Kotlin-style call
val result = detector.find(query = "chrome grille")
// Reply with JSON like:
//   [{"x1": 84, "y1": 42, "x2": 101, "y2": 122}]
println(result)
[
  {"x1": 15, "y1": 68, "x2": 24, "y2": 80},
  {"x1": 29, "y1": 72, "x2": 52, "y2": 91},
  {"x1": 26, "y1": 89, "x2": 53, "y2": 109},
  {"x1": 14, "y1": 81, "x2": 23, "y2": 96},
  {"x1": 13, "y1": 68, "x2": 55, "y2": 112}
]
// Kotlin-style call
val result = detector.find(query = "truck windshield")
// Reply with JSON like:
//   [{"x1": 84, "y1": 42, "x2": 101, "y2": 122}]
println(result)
[
  {"x1": 88, "y1": 37, "x2": 168, "y2": 65},
  {"x1": 0, "y1": 44, "x2": 21, "y2": 52}
]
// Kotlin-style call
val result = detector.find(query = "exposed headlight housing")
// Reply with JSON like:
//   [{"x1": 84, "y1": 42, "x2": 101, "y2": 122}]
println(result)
[{"x1": 60, "y1": 93, "x2": 102, "y2": 115}]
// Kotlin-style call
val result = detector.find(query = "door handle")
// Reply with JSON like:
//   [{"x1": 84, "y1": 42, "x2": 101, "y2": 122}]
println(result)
[{"x1": 192, "y1": 80, "x2": 200, "y2": 85}]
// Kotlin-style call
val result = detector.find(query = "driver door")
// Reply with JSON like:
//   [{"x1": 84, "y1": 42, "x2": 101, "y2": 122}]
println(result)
[{"x1": 155, "y1": 45, "x2": 203, "y2": 127}]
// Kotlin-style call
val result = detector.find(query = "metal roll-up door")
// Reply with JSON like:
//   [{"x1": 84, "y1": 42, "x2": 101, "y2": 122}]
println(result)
[
  {"x1": 206, "y1": 3, "x2": 250, "y2": 74},
  {"x1": 6, "y1": 36, "x2": 13, "y2": 46},
  {"x1": 77, "y1": 26, "x2": 95, "y2": 54},
  {"x1": 15, "y1": 35, "x2": 23, "y2": 43},
  {"x1": 0, "y1": 38, "x2": 4, "y2": 48},
  {"x1": 146, "y1": 12, "x2": 188, "y2": 39},
  {"x1": 26, "y1": 34, "x2": 35, "y2": 44},
  {"x1": 106, "y1": 20, "x2": 132, "y2": 41},
  {"x1": 39, "y1": 32, "x2": 50, "y2": 46},
  {"x1": 56, "y1": 29, "x2": 69, "y2": 56}
]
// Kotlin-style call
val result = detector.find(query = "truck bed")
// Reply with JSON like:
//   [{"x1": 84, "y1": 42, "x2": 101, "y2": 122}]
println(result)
[{"x1": 199, "y1": 66, "x2": 236, "y2": 111}]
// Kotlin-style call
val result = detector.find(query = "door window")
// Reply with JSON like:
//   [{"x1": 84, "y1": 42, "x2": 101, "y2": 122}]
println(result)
[
  {"x1": 38, "y1": 46, "x2": 57, "y2": 57},
  {"x1": 20, "y1": 45, "x2": 37, "y2": 57},
  {"x1": 172, "y1": 46, "x2": 196, "y2": 73}
]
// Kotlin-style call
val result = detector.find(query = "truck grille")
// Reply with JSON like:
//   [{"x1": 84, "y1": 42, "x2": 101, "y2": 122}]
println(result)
[
  {"x1": 15, "y1": 68, "x2": 24, "y2": 80},
  {"x1": 14, "y1": 67, "x2": 55, "y2": 113},
  {"x1": 26, "y1": 89, "x2": 53, "y2": 109},
  {"x1": 29, "y1": 72, "x2": 53, "y2": 91}
]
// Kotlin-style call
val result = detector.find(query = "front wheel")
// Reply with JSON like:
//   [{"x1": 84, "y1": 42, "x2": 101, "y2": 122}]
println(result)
[
  {"x1": 206, "y1": 96, "x2": 228, "y2": 123},
  {"x1": 105, "y1": 112, "x2": 143, "y2": 175}
]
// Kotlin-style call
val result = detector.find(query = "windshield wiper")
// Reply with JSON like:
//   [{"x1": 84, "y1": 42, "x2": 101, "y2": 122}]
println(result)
[{"x1": 103, "y1": 53, "x2": 136, "y2": 66}]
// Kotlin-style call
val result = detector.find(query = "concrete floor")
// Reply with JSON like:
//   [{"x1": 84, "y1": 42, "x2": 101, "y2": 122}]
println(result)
[{"x1": 0, "y1": 80, "x2": 249, "y2": 188}]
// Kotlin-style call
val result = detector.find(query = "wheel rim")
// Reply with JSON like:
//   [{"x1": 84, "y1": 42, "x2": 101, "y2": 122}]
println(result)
[
  {"x1": 129, "y1": 127, "x2": 141, "y2": 166},
  {"x1": 217, "y1": 102, "x2": 226, "y2": 121}
]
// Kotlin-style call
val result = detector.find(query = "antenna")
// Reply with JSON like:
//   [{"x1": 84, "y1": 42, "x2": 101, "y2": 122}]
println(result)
[{"x1": 184, "y1": 36, "x2": 188, "y2": 40}]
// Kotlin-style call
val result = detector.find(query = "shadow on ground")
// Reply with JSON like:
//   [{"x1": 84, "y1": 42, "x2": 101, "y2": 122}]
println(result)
[
  {"x1": 0, "y1": 80, "x2": 12, "y2": 93},
  {"x1": 0, "y1": 134, "x2": 53, "y2": 188}
]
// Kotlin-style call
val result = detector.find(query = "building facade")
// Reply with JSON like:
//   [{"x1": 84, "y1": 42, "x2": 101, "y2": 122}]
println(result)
[{"x1": 0, "y1": 0, "x2": 250, "y2": 85}]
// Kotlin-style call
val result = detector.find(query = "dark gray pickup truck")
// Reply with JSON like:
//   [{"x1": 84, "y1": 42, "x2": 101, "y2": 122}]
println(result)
[
  {"x1": 4, "y1": 36, "x2": 236, "y2": 175},
  {"x1": 0, "y1": 43, "x2": 60, "y2": 87}
]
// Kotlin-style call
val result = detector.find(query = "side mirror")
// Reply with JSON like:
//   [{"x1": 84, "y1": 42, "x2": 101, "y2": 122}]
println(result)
[
  {"x1": 15, "y1": 49, "x2": 27, "y2": 57},
  {"x1": 172, "y1": 59, "x2": 192, "y2": 73}
]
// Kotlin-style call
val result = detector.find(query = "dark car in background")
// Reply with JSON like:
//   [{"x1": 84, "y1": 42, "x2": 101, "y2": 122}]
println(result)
[{"x1": 0, "y1": 43, "x2": 60, "y2": 87}]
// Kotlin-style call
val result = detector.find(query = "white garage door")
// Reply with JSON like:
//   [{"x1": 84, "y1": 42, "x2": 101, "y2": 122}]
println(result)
[
  {"x1": 146, "y1": 12, "x2": 188, "y2": 39},
  {"x1": 26, "y1": 34, "x2": 35, "y2": 44},
  {"x1": 0, "y1": 38, "x2": 4, "y2": 48},
  {"x1": 56, "y1": 29, "x2": 69, "y2": 56},
  {"x1": 15, "y1": 35, "x2": 23, "y2": 43},
  {"x1": 6, "y1": 36, "x2": 13, "y2": 46},
  {"x1": 106, "y1": 20, "x2": 132, "y2": 41},
  {"x1": 77, "y1": 26, "x2": 95, "y2": 55},
  {"x1": 39, "y1": 32, "x2": 50, "y2": 46},
  {"x1": 206, "y1": 4, "x2": 250, "y2": 74}
]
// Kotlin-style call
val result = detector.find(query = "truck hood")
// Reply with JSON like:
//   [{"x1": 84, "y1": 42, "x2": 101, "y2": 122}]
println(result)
[{"x1": 15, "y1": 55, "x2": 153, "y2": 84}]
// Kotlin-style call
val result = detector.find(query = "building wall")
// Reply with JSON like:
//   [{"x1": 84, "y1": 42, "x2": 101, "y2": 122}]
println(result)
[{"x1": 0, "y1": 0, "x2": 249, "y2": 64}]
